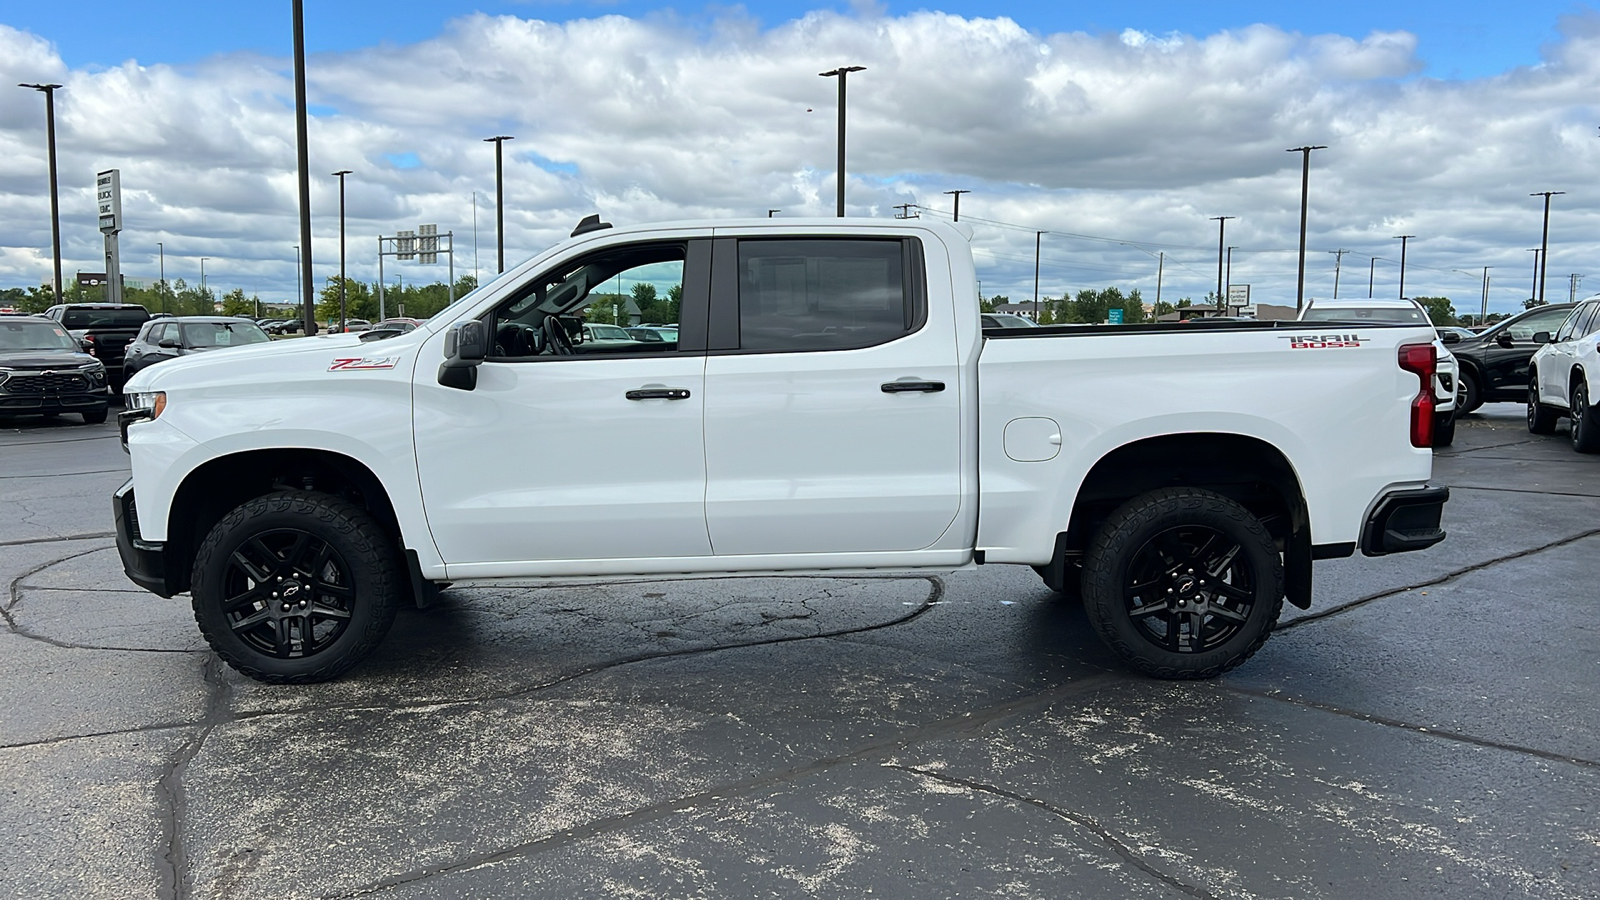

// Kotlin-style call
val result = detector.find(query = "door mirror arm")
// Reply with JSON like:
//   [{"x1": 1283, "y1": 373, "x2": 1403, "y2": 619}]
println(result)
[{"x1": 438, "y1": 320, "x2": 486, "y2": 391}]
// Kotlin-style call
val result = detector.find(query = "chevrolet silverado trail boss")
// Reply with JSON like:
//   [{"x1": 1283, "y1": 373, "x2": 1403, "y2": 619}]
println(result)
[{"x1": 114, "y1": 217, "x2": 1449, "y2": 684}]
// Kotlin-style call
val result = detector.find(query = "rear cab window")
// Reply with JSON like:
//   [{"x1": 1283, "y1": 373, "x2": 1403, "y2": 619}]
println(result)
[{"x1": 730, "y1": 238, "x2": 926, "y2": 352}]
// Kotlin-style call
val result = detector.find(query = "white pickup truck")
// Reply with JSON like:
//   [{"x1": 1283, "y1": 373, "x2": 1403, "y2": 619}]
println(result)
[{"x1": 115, "y1": 216, "x2": 1449, "y2": 684}]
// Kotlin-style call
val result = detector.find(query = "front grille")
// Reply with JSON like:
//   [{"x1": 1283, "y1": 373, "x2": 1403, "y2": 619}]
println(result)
[{"x1": 3, "y1": 372, "x2": 91, "y2": 395}]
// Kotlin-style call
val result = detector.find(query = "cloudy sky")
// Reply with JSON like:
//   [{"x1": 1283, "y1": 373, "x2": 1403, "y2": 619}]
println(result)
[{"x1": 2, "y1": 1, "x2": 1598, "y2": 314}]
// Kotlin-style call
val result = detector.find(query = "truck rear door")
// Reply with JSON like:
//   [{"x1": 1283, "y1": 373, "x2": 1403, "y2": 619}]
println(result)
[{"x1": 701, "y1": 234, "x2": 963, "y2": 555}]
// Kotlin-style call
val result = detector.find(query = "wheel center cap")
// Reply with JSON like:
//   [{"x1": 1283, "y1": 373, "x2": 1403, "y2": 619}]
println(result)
[
  {"x1": 1176, "y1": 575, "x2": 1199, "y2": 595},
  {"x1": 281, "y1": 581, "x2": 304, "y2": 599}
]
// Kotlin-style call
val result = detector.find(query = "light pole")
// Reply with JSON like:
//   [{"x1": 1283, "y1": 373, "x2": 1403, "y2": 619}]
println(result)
[
  {"x1": 1531, "y1": 191, "x2": 1563, "y2": 305},
  {"x1": 1287, "y1": 145, "x2": 1327, "y2": 313},
  {"x1": 1226, "y1": 246, "x2": 1237, "y2": 298},
  {"x1": 1369, "y1": 257, "x2": 1383, "y2": 299},
  {"x1": 1210, "y1": 216, "x2": 1235, "y2": 311},
  {"x1": 819, "y1": 66, "x2": 865, "y2": 218},
  {"x1": 200, "y1": 258, "x2": 209, "y2": 308},
  {"x1": 1329, "y1": 248, "x2": 1349, "y2": 299},
  {"x1": 1393, "y1": 235, "x2": 1415, "y2": 299},
  {"x1": 18, "y1": 83, "x2": 64, "y2": 303},
  {"x1": 484, "y1": 136, "x2": 514, "y2": 273},
  {"x1": 944, "y1": 189, "x2": 971, "y2": 222},
  {"x1": 1480, "y1": 266, "x2": 1493, "y2": 325},
  {"x1": 292, "y1": 0, "x2": 316, "y2": 335},
  {"x1": 295, "y1": 246, "x2": 302, "y2": 315},
  {"x1": 157, "y1": 242, "x2": 166, "y2": 313},
  {"x1": 333, "y1": 169, "x2": 352, "y2": 332},
  {"x1": 1528, "y1": 248, "x2": 1542, "y2": 304},
  {"x1": 1033, "y1": 231, "x2": 1046, "y2": 321}
]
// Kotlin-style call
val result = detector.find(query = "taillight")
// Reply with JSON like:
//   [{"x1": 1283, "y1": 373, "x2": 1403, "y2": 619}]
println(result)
[{"x1": 1398, "y1": 342, "x2": 1436, "y2": 448}]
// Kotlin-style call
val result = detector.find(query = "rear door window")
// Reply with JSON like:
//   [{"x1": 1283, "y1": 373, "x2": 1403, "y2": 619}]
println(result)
[{"x1": 734, "y1": 239, "x2": 924, "y2": 352}]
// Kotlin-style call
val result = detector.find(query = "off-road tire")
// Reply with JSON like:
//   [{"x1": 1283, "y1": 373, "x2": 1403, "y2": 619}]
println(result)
[
  {"x1": 1528, "y1": 379, "x2": 1559, "y2": 435},
  {"x1": 1571, "y1": 382, "x2": 1600, "y2": 453},
  {"x1": 191, "y1": 491, "x2": 401, "y2": 684},
  {"x1": 1081, "y1": 487, "x2": 1283, "y2": 680}
]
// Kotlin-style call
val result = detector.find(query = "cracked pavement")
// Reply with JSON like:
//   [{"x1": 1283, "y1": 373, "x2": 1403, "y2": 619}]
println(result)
[{"x1": 1, "y1": 405, "x2": 1596, "y2": 899}]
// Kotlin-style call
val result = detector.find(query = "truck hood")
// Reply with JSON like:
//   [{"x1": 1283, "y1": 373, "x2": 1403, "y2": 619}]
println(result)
[
  {"x1": 124, "y1": 332, "x2": 381, "y2": 393},
  {"x1": 0, "y1": 350, "x2": 100, "y2": 370}
]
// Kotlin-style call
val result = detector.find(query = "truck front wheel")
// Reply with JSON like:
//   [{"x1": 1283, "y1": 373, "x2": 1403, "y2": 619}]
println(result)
[
  {"x1": 190, "y1": 491, "x2": 401, "y2": 684},
  {"x1": 1081, "y1": 488, "x2": 1283, "y2": 679}
]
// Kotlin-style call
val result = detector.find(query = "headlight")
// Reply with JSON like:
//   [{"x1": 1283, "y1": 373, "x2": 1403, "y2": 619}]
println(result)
[
  {"x1": 127, "y1": 391, "x2": 167, "y2": 419},
  {"x1": 80, "y1": 362, "x2": 107, "y2": 384}
]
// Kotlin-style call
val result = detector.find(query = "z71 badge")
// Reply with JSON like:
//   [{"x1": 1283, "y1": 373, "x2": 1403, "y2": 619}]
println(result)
[
  {"x1": 1278, "y1": 334, "x2": 1368, "y2": 349},
  {"x1": 328, "y1": 357, "x2": 400, "y2": 371}
]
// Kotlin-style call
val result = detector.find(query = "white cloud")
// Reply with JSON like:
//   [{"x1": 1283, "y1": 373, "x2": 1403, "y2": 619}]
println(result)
[{"x1": 3, "y1": 11, "x2": 1600, "y2": 312}]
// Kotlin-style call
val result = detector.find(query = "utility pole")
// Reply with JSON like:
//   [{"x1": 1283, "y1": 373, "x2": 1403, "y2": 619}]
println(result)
[
  {"x1": 18, "y1": 82, "x2": 64, "y2": 303},
  {"x1": 1369, "y1": 257, "x2": 1382, "y2": 299},
  {"x1": 157, "y1": 242, "x2": 166, "y2": 313},
  {"x1": 1329, "y1": 249, "x2": 1349, "y2": 299},
  {"x1": 767, "y1": 209, "x2": 780, "y2": 218},
  {"x1": 893, "y1": 204, "x2": 918, "y2": 219},
  {"x1": 1287, "y1": 145, "x2": 1327, "y2": 312},
  {"x1": 1225, "y1": 246, "x2": 1237, "y2": 299},
  {"x1": 1480, "y1": 267, "x2": 1493, "y2": 325},
  {"x1": 1531, "y1": 191, "x2": 1563, "y2": 305},
  {"x1": 1155, "y1": 251, "x2": 1164, "y2": 310},
  {"x1": 1570, "y1": 273, "x2": 1583, "y2": 303},
  {"x1": 943, "y1": 189, "x2": 971, "y2": 222},
  {"x1": 1210, "y1": 216, "x2": 1235, "y2": 311},
  {"x1": 1033, "y1": 231, "x2": 1046, "y2": 321},
  {"x1": 1394, "y1": 235, "x2": 1415, "y2": 299},
  {"x1": 819, "y1": 66, "x2": 865, "y2": 218},
  {"x1": 484, "y1": 136, "x2": 514, "y2": 273},
  {"x1": 292, "y1": 0, "x2": 316, "y2": 335},
  {"x1": 1528, "y1": 248, "x2": 1542, "y2": 304}
]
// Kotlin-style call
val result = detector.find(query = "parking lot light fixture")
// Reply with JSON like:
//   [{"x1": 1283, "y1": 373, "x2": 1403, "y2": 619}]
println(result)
[
  {"x1": 484, "y1": 136, "x2": 514, "y2": 273},
  {"x1": 292, "y1": 0, "x2": 316, "y2": 336},
  {"x1": 18, "y1": 83, "x2": 64, "y2": 303},
  {"x1": 1393, "y1": 236, "x2": 1415, "y2": 299},
  {"x1": 819, "y1": 66, "x2": 865, "y2": 217},
  {"x1": 1369, "y1": 257, "x2": 1383, "y2": 299},
  {"x1": 333, "y1": 170, "x2": 352, "y2": 333},
  {"x1": 1531, "y1": 191, "x2": 1564, "y2": 304},
  {"x1": 1209, "y1": 216, "x2": 1235, "y2": 311},
  {"x1": 1286, "y1": 145, "x2": 1327, "y2": 312}
]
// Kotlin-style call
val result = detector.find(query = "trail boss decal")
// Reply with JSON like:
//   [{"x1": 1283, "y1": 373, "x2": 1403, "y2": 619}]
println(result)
[
  {"x1": 328, "y1": 357, "x2": 400, "y2": 371},
  {"x1": 1279, "y1": 334, "x2": 1369, "y2": 349}
]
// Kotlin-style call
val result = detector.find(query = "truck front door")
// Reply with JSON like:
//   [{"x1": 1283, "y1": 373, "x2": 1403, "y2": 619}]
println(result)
[
  {"x1": 413, "y1": 238, "x2": 714, "y2": 569},
  {"x1": 701, "y1": 235, "x2": 963, "y2": 556}
]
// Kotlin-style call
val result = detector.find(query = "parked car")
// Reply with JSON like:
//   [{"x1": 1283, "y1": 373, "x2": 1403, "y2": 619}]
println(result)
[
  {"x1": 42, "y1": 303, "x2": 150, "y2": 393},
  {"x1": 1299, "y1": 297, "x2": 1459, "y2": 447},
  {"x1": 1436, "y1": 326, "x2": 1478, "y2": 341},
  {"x1": 123, "y1": 317, "x2": 271, "y2": 377},
  {"x1": 329, "y1": 319, "x2": 372, "y2": 334},
  {"x1": 0, "y1": 315, "x2": 110, "y2": 424},
  {"x1": 580, "y1": 322, "x2": 641, "y2": 349},
  {"x1": 1528, "y1": 296, "x2": 1600, "y2": 452},
  {"x1": 359, "y1": 318, "x2": 426, "y2": 342},
  {"x1": 1448, "y1": 303, "x2": 1575, "y2": 414},
  {"x1": 118, "y1": 216, "x2": 1447, "y2": 685}
]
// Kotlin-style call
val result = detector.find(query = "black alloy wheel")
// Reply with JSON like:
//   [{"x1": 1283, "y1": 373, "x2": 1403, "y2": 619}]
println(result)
[
  {"x1": 1456, "y1": 370, "x2": 1481, "y2": 414},
  {"x1": 1572, "y1": 382, "x2": 1600, "y2": 453},
  {"x1": 1082, "y1": 488, "x2": 1283, "y2": 679},
  {"x1": 1528, "y1": 379, "x2": 1559, "y2": 435},
  {"x1": 192, "y1": 491, "x2": 401, "y2": 683}
]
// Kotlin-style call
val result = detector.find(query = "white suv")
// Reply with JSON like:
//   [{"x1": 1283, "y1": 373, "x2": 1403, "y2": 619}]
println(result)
[
  {"x1": 1299, "y1": 297, "x2": 1459, "y2": 447},
  {"x1": 1527, "y1": 296, "x2": 1600, "y2": 452}
]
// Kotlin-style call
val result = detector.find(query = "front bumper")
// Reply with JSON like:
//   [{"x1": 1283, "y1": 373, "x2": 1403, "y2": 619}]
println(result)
[
  {"x1": 113, "y1": 479, "x2": 175, "y2": 598},
  {"x1": 1361, "y1": 485, "x2": 1449, "y2": 556},
  {"x1": 0, "y1": 389, "x2": 109, "y2": 415}
]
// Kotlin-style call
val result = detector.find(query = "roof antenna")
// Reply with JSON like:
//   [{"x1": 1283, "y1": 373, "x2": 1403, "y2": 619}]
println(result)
[{"x1": 571, "y1": 214, "x2": 612, "y2": 237}]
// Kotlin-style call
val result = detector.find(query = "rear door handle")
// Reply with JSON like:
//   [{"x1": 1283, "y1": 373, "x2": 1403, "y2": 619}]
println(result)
[
  {"x1": 625, "y1": 388, "x2": 692, "y2": 400},
  {"x1": 881, "y1": 380, "x2": 945, "y2": 393}
]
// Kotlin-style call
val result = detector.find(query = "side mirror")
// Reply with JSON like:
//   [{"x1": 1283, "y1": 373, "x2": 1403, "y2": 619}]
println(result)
[
  {"x1": 158, "y1": 338, "x2": 180, "y2": 349},
  {"x1": 1532, "y1": 331, "x2": 1552, "y2": 345},
  {"x1": 1440, "y1": 330, "x2": 1461, "y2": 345},
  {"x1": 437, "y1": 320, "x2": 486, "y2": 391},
  {"x1": 1495, "y1": 333, "x2": 1514, "y2": 348}
]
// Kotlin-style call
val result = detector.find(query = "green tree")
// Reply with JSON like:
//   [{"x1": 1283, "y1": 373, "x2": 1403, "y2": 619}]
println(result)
[
  {"x1": 220, "y1": 288, "x2": 254, "y2": 317},
  {"x1": 1415, "y1": 296, "x2": 1456, "y2": 326},
  {"x1": 317, "y1": 277, "x2": 377, "y2": 322}
]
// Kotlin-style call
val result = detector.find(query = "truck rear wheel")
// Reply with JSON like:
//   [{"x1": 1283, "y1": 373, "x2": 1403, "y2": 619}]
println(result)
[
  {"x1": 1081, "y1": 488, "x2": 1283, "y2": 679},
  {"x1": 191, "y1": 491, "x2": 401, "y2": 684}
]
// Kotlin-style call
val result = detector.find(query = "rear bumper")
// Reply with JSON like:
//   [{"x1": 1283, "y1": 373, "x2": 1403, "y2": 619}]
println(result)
[
  {"x1": 1361, "y1": 485, "x2": 1449, "y2": 556},
  {"x1": 113, "y1": 479, "x2": 175, "y2": 598}
]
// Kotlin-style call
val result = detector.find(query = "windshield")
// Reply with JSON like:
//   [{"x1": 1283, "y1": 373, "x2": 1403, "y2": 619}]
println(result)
[
  {"x1": 1301, "y1": 306, "x2": 1426, "y2": 324},
  {"x1": 0, "y1": 320, "x2": 80, "y2": 352},
  {"x1": 60, "y1": 307, "x2": 149, "y2": 329},
  {"x1": 181, "y1": 321, "x2": 270, "y2": 348}
]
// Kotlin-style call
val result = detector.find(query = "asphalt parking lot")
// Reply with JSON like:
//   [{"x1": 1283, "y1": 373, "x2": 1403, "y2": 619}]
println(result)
[{"x1": 1, "y1": 404, "x2": 1596, "y2": 899}]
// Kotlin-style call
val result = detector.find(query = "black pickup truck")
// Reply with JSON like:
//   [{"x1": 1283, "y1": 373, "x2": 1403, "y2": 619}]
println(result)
[{"x1": 43, "y1": 303, "x2": 151, "y2": 393}]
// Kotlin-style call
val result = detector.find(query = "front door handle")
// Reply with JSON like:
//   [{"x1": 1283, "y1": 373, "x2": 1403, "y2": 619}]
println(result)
[
  {"x1": 626, "y1": 388, "x2": 692, "y2": 401},
  {"x1": 881, "y1": 380, "x2": 945, "y2": 393}
]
